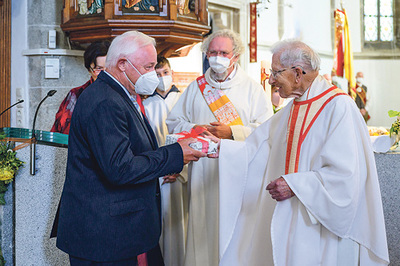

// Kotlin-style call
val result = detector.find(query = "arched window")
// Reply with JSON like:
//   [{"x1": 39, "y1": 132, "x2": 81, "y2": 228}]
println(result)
[{"x1": 363, "y1": 0, "x2": 399, "y2": 49}]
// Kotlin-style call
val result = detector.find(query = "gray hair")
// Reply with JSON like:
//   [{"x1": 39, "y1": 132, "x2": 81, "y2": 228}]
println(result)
[
  {"x1": 105, "y1": 31, "x2": 156, "y2": 68},
  {"x1": 270, "y1": 39, "x2": 320, "y2": 71},
  {"x1": 201, "y1": 29, "x2": 245, "y2": 56}
]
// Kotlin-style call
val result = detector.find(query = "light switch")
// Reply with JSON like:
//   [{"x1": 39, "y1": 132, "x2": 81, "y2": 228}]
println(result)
[
  {"x1": 45, "y1": 58, "x2": 60, "y2": 79},
  {"x1": 48, "y1": 30, "x2": 56, "y2": 49}
]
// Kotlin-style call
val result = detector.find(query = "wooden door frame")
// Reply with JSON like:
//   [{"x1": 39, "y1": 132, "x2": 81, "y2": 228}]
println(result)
[{"x1": 0, "y1": 0, "x2": 11, "y2": 127}]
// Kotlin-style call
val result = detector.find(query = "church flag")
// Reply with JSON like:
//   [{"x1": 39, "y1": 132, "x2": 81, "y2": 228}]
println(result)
[
  {"x1": 249, "y1": 2, "x2": 257, "y2": 63},
  {"x1": 333, "y1": 9, "x2": 356, "y2": 99}
]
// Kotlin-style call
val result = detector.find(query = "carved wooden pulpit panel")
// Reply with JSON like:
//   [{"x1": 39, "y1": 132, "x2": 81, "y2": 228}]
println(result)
[{"x1": 61, "y1": 0, "x2": 210, "y2": 57}]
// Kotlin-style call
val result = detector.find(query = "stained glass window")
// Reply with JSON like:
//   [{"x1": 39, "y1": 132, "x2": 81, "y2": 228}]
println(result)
[{"x1": 364, "y1": 0, "x2": 393, "y2": 42}]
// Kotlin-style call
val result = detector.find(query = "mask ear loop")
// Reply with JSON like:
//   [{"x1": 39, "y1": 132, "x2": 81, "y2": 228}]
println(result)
[
  {"x1": 123, "y1": 59, "x2": 141, "y2": 89},
  {"x1": 123, "y1": 71, "x2": 136, "y2": 88},
  {"x1": 228, "y1": 53, "x2": 238, "y2": 69},
  {"x1": 126, "y1": 59, "x2": 142, "y2": 76}
]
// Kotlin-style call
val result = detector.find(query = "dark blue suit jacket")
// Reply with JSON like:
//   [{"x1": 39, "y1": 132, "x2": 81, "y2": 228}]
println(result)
[{"x1": 56, "y1": 71, "x2": 184, "y2": 261}]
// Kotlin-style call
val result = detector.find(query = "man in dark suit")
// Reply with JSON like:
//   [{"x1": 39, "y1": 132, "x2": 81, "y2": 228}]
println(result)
[{"x1": 55, "y1": 31, "x2": 206, "y2": 265}]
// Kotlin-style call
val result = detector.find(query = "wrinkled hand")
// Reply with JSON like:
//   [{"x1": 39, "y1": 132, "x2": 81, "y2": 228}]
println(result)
[
  {"x1": 201, "y1": 130, "x2": 221, "y2": 158},
  {"x1": 205, "y1": 122, "x2": 232, "y2": 139},
  {"x1": 162, "y1": 173, "x2": 179, "y2": 185},
  {"x1": 178, "y1": 138, "x2": 207, "y2": 164},
  {"x1": 266, "y1": 177, "x2": 295, "y2": 201}
]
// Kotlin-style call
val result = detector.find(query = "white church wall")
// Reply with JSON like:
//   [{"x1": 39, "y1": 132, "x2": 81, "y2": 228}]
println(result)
[
  {"x1": 353, "y1": 59, "x2": 400, "y2": 127},
  {"x1": 291, "y1": 0, "x2": 332, "y2": 52},
  {"x1": 167, "y1": 0, "x2": 399, "y2": 127}
]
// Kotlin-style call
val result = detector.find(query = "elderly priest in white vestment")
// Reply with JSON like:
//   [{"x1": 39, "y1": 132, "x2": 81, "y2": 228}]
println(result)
[
  {"x1": 166, "y1": 29, "x2": 273, "y2": 266},
  {"x1": 215, "y1": 40, "x2": 389, "y2": 266}
]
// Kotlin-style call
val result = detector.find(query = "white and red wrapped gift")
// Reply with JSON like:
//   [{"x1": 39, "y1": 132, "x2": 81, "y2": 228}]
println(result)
[{"x1": 165, "y1": 127, "x2": 218, "y2": 154}]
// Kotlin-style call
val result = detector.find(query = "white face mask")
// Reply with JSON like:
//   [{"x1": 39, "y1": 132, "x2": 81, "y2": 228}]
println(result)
[
  {"x1": 356, "y1": 77, "x2": 364, "y2": 84},
  {"x1": 124, "y1": 59, "x2": 159, "y2": 95},
  {"x1": 208, "y1": 56, "x2": 232, "y2": 73},
  {"x1": 157, "y1": 75, "x2": 173, "y2": 92}
]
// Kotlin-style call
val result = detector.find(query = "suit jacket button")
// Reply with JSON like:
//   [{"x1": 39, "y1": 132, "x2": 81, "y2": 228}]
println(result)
[{"x1": 156, "y1": 193, "x2": 160, "y2": 197}]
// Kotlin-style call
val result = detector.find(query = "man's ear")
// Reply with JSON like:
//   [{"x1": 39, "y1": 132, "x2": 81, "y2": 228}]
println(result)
[
  {"x1": 295, "y1": 67, "x2": 305, "y2": 78},
  {"x1": 294, "y1": 67, "x2": 303, "y2": 83},
  {"x1": 117, "y1": 58, "x2": 127, "y2": 72}
]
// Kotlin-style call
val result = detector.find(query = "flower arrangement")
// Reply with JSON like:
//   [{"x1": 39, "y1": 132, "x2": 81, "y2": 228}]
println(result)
[
  {"x1": 0, "y1": 132, "x2": 24, "y2": 265},
  {"x1": 0, "y1": 132, "x2": 23, "y2": 266},
  {"x1": 0, "y1": 132, "x2": 24, "y2": 205},
  {"x1": 388, "y1": 110, "x2": 400, "y2": 150},
  {"x1": 388, "y1": 110, "x2": 400, "y2": 136}
]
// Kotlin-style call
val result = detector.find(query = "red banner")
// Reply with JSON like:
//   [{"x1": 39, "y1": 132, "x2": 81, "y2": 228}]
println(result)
[
  {"x1": 333, "y1": 9, "x2": 356, "y2": 99},
  {"x1": 249, "y1": 2, "x2": 257, "y2": 63}
]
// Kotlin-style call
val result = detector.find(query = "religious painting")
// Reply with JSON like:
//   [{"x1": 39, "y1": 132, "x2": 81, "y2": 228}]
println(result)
[
  {"x1": 77, "y1": 0, "x2": 104, "y2": 15},
  {"x1": 122, "y1": 0, "x2": 159, "y2": 14},
  {"x1": 177, "y1": 0, "x2": 196, "y2": 16}
]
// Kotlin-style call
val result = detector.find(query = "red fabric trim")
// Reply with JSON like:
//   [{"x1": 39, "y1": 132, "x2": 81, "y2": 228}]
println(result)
[
  {"x1": 295, "y1": 104, "x2": 312, "y2": 172},
  {"x1": 286, "y1": 88, "x2": 347, "y2": 174},
  {"x1": 293, "y1": 86, "x2": 337, "y2": 106},
  {"x1": 285, "y1": 104, "x2": 300, "y2": 174},
  {"x1": 302, "y1": 93, "x2": 347, "y2": 144}
]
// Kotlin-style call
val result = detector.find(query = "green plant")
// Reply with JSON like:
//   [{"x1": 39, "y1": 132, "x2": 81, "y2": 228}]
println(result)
[
  {"x1": 388, "y1": 110, "x2": 400, "y2": 137},
  {"x1": 0, "y1": 132, "x2": 24, "y2": 265},
  {"x1": 0, "y1": 133, "x2": 24, "y2": 205}
]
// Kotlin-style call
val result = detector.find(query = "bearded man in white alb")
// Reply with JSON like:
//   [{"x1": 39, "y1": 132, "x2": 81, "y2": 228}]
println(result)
[
  {"x1": 216, "y1": 40, "x2": 389, "y2": 265},
  {"x1": 166, "y1": 29, "x2": 273, "y2": 266}
]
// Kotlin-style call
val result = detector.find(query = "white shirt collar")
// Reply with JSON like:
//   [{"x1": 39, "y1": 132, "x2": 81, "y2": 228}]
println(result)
[{"x1": 104, "y1": 71, "x2": 136, "y2": 103}]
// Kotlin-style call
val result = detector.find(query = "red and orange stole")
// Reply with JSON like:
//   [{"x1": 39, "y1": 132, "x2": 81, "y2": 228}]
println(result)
[
  {"x1": 285, "y1": 87, "x2": 347, "y2": 174},
  {"x1": 196, "y1": 75, "x2": 243, "y2": 126}
]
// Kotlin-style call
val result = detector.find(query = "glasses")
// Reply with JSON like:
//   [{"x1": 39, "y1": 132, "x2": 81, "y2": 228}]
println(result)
[
  {"x1": 269, "y1": 68, "x2": 289, "y2": 78},
  {"x1": 207, "y1": 50, "x2": 233, "y2": 57},
  {"x1": 90, "y1": 66, "x2": 105, "y2": 74},
  {"x1": 269, "y1": 66, "x2": 306, "y2": 78}
]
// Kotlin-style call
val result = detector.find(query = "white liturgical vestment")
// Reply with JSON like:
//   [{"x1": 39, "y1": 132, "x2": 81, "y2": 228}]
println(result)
[
  {"x1": 144, "y1": 88, "x2": 187, "y2": 266},
  {"x1": 166, "y1": 65, "x2": 273, "y2": 266},
  {"x1": 144, "y1": 88, "x2": 181, "y2": 146},
  {"x1": 219, "y1": 76, "x2": 389, "y2": 266}
]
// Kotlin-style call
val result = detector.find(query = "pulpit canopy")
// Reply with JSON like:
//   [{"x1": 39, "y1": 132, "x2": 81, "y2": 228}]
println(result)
[{"x1": 61, "y1": 0, "x2": 211, "y2": 57}]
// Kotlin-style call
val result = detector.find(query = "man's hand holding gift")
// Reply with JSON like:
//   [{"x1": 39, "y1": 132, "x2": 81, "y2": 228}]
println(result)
[{"x1": 166, "y1": 127, "x2": 220, "y2": 158}]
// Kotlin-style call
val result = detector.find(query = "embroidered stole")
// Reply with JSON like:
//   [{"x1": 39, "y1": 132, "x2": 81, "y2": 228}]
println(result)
[
  {"x1": 285, "y1": 86, "x2": 347, "y2": 174},
  {"x1": 196, "y1": 75, "x2": 243, "y2": 126},
  {"x1": 352, "y1": 85, "x2": 367, "y2": 105}
]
